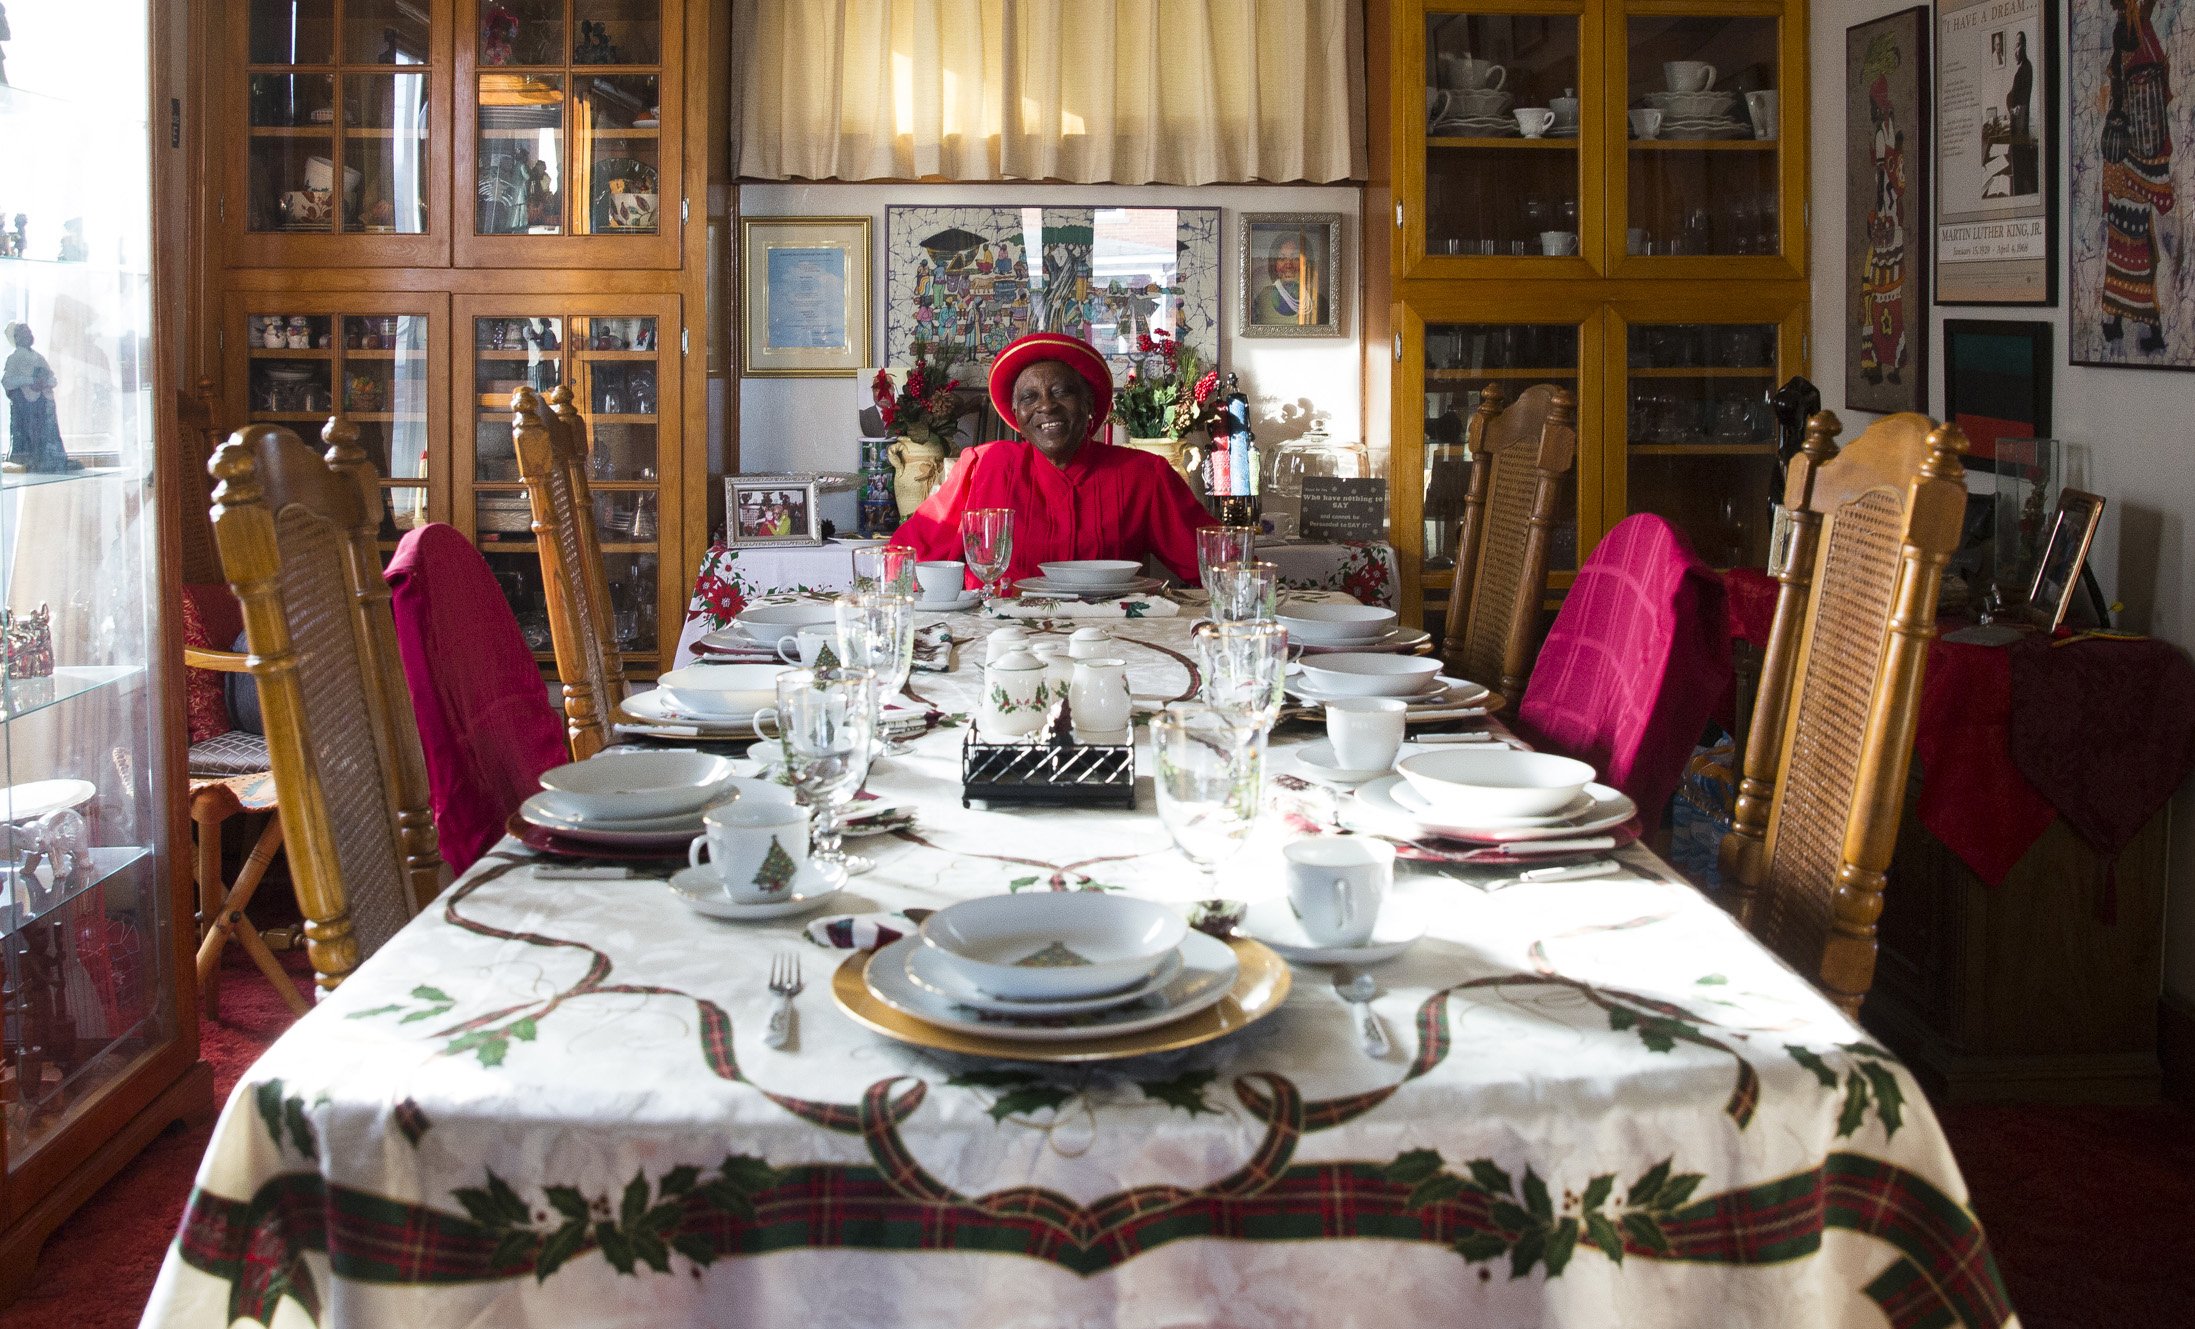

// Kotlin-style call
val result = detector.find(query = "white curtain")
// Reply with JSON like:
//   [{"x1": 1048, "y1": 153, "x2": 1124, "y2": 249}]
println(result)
[{"x1": 735, "y1": 0, "x2": 1365, "y2": 185}]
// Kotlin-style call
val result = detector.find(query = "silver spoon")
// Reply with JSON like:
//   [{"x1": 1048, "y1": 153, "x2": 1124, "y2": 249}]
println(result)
[{"x1": 1332, "y1": 969, "x2": 1391, "y2": 1057}]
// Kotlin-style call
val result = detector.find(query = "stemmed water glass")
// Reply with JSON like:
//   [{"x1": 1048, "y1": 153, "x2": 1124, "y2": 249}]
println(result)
[
  {"x1": 852, "y1": 543, "x2": 917, "y2": 597},
  {"x1": 1206, "y1": 559, "x2": 1281, "y2": 624},
  {"x1": 1195, "y1": 525, "x2": 1258, "y2": 592},
  {"x1": 1194, "y1": 620, "x2": 1290, "y2": 737},
  {"x1": 1151, "y1": 704, "x2": 1266, "y2": 899},
  {"x1": 835, "y1": 587, "x2": 916, "y2": 754},
  {"x1": 962, "y1": 508, "x2": 1014, "y2": 600},
  {"x1": 756, "y1": 665, "x2": 877, "y2": 878}
]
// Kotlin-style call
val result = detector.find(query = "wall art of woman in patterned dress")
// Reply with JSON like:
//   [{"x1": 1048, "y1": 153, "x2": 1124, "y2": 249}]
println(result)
[
  {"x1": 2100, "y1": 0, "x2": 2176, "y2": 353},
  {"x1": 1861, "y1": 53, "x2": 1910, "y2": 386}
]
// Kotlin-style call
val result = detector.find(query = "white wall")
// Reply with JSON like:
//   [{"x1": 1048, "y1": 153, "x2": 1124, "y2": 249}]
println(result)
[
  {"x1": 735, "y1": 182, "x2": 1365, "y2": 531},
  {"x1": 1810, "y1": 0, "x2": 2195, "y2": 1001}
]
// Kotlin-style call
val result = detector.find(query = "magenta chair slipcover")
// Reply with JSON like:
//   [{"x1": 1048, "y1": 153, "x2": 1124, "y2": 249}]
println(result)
[
  {"x1": 386, "y1": 523, "x2": 570, "y2": 875},
  {"x1": 1513, "y1": 514, "x2": 1731, "y2": 836}
]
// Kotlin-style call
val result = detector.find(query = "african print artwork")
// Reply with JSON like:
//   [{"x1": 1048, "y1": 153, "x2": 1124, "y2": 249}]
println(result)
[
  {"x1": 1847, "y1": 8, "x2": 1929, "y2": 412},
  {"x1": 2073, "y1": 0, "x2": 2192, "y2": 367}
]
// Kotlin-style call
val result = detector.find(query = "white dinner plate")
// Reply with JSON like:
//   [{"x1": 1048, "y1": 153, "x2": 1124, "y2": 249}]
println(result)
[
  {"x1": 523, "y1": 794, "x2": 715, "y2": 835},
  {"x1": 666, "y1": 865, "x2": 842, "y2": 920},
  {"x1": 1387, "y1": 780, "x2": 1596, "y2": 828},
  {"x1": 1295, "y1": 626, "x2": 1435, "y2": 656},
  {"x1": 863, "y1": 931, "x2": 1240, "y2": 1042},
  {"x1": 903, "y1": 943, "x2": 1188, "y2": 1016},
  {"x1": 1352, "y1": 776, "x2": 1637, "y2": 842},
  {"x1": 1239, "y1": 897, "x2": 1426, "y2": 966},
  {"x1": 1289, "y1": 739, "x2": 1435, "y2": 785},
  {"x1": 911, "y1": 590, "x2": 983, "y2": 612},
  {"x1": 621, "y1": 689, "x2": 761, "y2": 733},
  {"x1": 1286, "y1": 674, "x2": 1490, "y2": 710},
  {"x1": 0, "y1": 779, "x2": 98, "y2": 824},
  {"x1": 1014, "y1": 575, "x2": 1167, "y2": 600}
]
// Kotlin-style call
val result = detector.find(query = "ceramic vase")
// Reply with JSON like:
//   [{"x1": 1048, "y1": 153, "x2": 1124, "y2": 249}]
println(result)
[{"x1": 887, "y1": 436, "x2": 949, "y2": 518}]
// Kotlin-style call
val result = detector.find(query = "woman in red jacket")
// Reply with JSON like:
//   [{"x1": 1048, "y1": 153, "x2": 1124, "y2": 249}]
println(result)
[{"x1": 893, "y1": 332, "x2": 1215, "y2": 588}]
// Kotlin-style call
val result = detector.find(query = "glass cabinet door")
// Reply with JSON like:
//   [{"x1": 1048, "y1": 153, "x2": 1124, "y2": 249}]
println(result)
[
  {"x1": 1616, "y1": 316, "x2": 1787, "y2": 569},
  {"x1": 1412, "y1": 8, "x2": 1589, "y2": 273},
  {"x1": 1616, "y1": 12, "x2": 1793, "y2": 271},
  {"x1": 457, "y1": 302, "x2": 675, "y2": 669},
  {"x1": 232, "y1": 0, "x2": 450, "y2": 265},
  {"x1": 461, "y1": 0, "x2": 679, "y2": 267}
]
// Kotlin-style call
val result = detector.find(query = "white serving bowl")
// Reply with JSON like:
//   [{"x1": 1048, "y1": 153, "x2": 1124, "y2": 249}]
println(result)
[
  {"x1": 536, "y1": 750, "x2": 741, "y2": 820},
  {"x1": 1394, "y1": 749, "x2": 1597, "y2": 819},
  {"x1": 1038, "y1": 560, "x2": 1143, "y2": 588},
  {"x1": 655, "y1": 663, "x2": 788, "y2": 717},
  {"x1": 734, "y1": 600, "x2": 839, "y2": 640},
  {"x1": 1278, "y1": 603, "x2": 1400, "y2": 646},
  {"x1": 918, "y1": 892, "x2": 1188, "y2": 1001},
  {"x1": 1294, "y1": 652, "x2": 1444, "y2": 697}
]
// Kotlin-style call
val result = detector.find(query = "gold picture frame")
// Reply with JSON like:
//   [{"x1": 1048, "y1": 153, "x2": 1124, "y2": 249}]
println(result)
[
  {"x1": 1237, "y1": 212, "x2": 1343, "y2": 338},
  {"x1": 2025, "y1": 487, "x2": 2105, "y2": 631},
  {"x1": 740, "y1": 216, "x2": 872, "y2": 377}
]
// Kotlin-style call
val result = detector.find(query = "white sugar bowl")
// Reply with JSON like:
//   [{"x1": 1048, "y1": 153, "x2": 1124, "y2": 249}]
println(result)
[{"x1": 980, "y1": 648, "x2": 1052, "y2": 740}]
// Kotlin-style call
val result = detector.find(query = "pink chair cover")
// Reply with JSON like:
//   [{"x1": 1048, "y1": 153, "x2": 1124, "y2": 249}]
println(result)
[
  {"x1": 1514, "y1": 515, "x2": 1731, "y2": 835},
  {"x1": 385, "y1": 523, "x2": 570, "y2": 875}
]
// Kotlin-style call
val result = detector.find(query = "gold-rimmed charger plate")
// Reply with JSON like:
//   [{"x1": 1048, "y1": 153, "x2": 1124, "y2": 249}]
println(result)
[{"x1": 831, "y1": 937, "x2": 1291, "y2": 1062}]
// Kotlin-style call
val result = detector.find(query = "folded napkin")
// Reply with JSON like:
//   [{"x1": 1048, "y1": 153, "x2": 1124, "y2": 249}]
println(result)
[
  {"x1": 804, "y1": 910, "x2": 926, "y2": 951},
  {"x1": 985, "y1": 596, "x2": 1181, "y2": 621}
]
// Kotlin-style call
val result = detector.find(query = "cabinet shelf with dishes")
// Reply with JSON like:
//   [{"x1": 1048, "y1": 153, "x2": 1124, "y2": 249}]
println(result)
[{"x1": 1374, "y1": 0, "x2": 1808, "y2": 626}]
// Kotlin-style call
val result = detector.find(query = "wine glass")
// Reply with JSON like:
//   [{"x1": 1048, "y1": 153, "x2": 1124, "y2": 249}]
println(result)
[
  {"x1": 1206, "y1": 559, "x2": 1281, "y2": 624},
  {"x1": 1150, "y1": 705, "x2": 1266, "y2": 898},
  {"x1": 852, "y1": 543, "x2": 917, "y2": 596},
  {"x1": 755, "y1": 665, "x2": 877, "y2": 878},
  {"x1": 962, "y1": 508, "x2": 1014, "y2": 600},
  {"x1": 835, "y1": 588, "x2": 916, "y2": 754},
  {"x1": 1195, "y1": 525, "x2": 1258, "y2": 592},
  {"x1": 1195, "y1": 620, "x2": 1289, "y2": 736}
]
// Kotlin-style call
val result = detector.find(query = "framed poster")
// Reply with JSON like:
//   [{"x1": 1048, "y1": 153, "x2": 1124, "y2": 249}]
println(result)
[
  {"x1": 1942, "y1": 319, "x2": 2053, "y2": 470},
  {"x1": 1847, "y1": 8, "x2": 1932, "y2": 413},
  {"x1": 1238, "y1": 213, "x2": 1344, "y2": 338},
  {"x1": 2070, "y1": 0, "x2": 2194, "y2": 369},
  {"x1": 1935, "y1": 0, "x2": 2059, "y2": 304},
  {"x1": 740, "y1": 217, "x2": 871, "y2": 377},
  {"x1": 883, "y1": 206, "x2": 1220, "y2": 383}
]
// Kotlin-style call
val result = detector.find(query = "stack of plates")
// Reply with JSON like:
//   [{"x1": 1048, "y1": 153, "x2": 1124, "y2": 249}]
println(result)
[
  {"x1": 1430, "y1": 114, "x2": 1518, "y2": 138},
  {"x1": 835, "y1": 892, "x2": 1290, "y2": 1061},
  {"x1": 1641, "y1": 91, "x2": 1751, "y2": 140},
  {"x1": 619, "y1": 662, "x2": 789, "y2": 739},
  {"x1": 1016, "y1": 560, "x2": 1165, "y2": 601},
  {"x1": 513, "y1": 751, "x2": 768, "y2": 858},
  {"x1": 1349, "y1": 748, "x2": 1637, "y2": 844},
  {"x1": 1275, "y1": 603, "x2": 1433, "y2": 656}
]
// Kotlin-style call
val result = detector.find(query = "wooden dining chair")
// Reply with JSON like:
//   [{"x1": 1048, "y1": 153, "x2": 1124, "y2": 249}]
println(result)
[
  {"x1": 512, "y1": 383, "x2": 626, "y2": 759},
  {"x1": 176, "y1": 381, "x2": 307, "y2": 1016},
  {"x1": 1717, "y1": 411, "x2": 1968, "y2": 1016},
  {"x1": 207, "y1": 417, "x2": 447, "y2": 992},
  {"x1": 1439, "y1": 383, "x2": 1578, "y2": 698}
]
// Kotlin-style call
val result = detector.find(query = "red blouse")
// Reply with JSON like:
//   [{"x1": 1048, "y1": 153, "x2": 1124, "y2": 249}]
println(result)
[{"x1": 895, "y1": 439, "x2": 1217, "y2": 587}]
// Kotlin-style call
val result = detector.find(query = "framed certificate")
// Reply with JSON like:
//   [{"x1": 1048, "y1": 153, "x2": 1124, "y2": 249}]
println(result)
[{"x1": 741, "y1": 217, "x2": 872, "y2": 377}]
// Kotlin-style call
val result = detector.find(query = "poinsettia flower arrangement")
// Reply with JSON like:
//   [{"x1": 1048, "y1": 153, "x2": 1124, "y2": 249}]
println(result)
[
  {"x1": 871, "y1": 340, "x2": 969, "y2": 447},
  {"x1": 1113, "y1": 329, "x2": 1220, "y2": 440}
]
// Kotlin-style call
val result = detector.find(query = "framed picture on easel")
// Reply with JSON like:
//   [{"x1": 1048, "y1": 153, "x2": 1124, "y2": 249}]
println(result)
[{"x1": 2027, "y1": 488, "x2": 2106, "y2": 630}]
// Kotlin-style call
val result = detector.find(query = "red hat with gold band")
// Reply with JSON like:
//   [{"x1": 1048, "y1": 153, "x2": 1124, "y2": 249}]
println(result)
[{"x1": 988, "y1": 332, "x2": 1114, "y2": 440}]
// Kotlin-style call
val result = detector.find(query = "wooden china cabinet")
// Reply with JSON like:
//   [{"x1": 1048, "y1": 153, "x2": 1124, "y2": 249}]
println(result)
[
  {"x1": 1368, "y1": 0, "x2": 1810, "y2": 626},
  {"x1": 201, "y1": 0, "x2": 723, "y2": 677}
]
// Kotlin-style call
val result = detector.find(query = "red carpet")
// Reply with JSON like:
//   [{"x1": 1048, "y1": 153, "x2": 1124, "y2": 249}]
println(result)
[{"x1": 5, "y1": 953, "x2": 2193, "y2": 1327}]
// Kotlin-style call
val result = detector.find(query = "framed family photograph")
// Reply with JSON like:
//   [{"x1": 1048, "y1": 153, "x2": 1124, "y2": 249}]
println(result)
[
  {"x1": 1942, "y1": 319, "x2": 2052, "y2": 470},
  {"x1": 2069, "y1": 0, "x2": 2194, "y2": 369},
  {"x1": 1237, "y1": 213, "x2": 1344, "y2": 337},
  {"x1": 2027, "y1": 488, "x2": 2107, "y2": 630},
  {"x1": 724, "y1": 474, "x2": 825, "y2": 548},
  {"x1": 1934, "y1": 0, "x2": 2059, "y2": 304},
  {"x1": 1846, "y1": 8, "x2": 1930, "y2": 413},
  {"x1": 740, "y1": 217, "x2": 871, "y2": 377}
]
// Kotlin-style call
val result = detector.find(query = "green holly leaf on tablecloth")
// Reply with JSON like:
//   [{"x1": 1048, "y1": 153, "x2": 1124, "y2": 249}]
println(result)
[
  {"x1": 1580, "y1": 1173, "x2": 1613, "y2": 1211},
  {"x1": 1542, "y1": 1218, "x2": 1581, "y2": 1276},
  {"x1": 1627, "y1": 1157, "x2": 1673, "y2": 1208},
  {"x1": 989, "y1": 1083, "x2": 1076, "y2": 1120},
  {"x1": 1137, "y1": 1069, "x2": 1218, "y2": 1116},
  {"x1": 595, "y1": 1222, "x2": 638, "y2": 1275},
  {"x1": 1838, "y1": 1068, "x2": 1873, "y2": 1137},
  {"x1": 535, "y1": 1220, "x2": 588, "y2": 1282},
  {"x1": 1007, "y1": 875, "x2": 1041, "y2": 892},
  {"x1": 1622, "y1": 1211, "x2": 1672, "y2": 1256},
  {"x1": 1453, "y1": 1230, "x2": 1510, "y2": 1262},
  {"x1": 1467, "y1": 1158, "x2": 1513, "y2": 1196},
  {"x1": 1785, "y1": 1043, "x2": 1839, "y2": 1088},
  {"x1": 545, "y1": 1185, "x2": 590, "y2": 1222},
  {"x1": 254, "y1": 1080, "x2": 285, "y2": 1147},
  {"x1": 1381, "y1": 1148, "x2": 1444, "y2": 1184},
  {"x1": 1522, "y1": 1168, "x2": 1553, "y2": 1223},
  {"x1": 1406, "y1": 1173, "x2": 1468, "y2": 1211},
  {"x1": 1508, "y1": 1225, "x2": 1547, "y2": 1279},
  {"x1": 1585, "y1": 1213, "x2": 1625, "y2": 1264},
  {"x1": 1857, "y1": 1060, "x2": 1906, "y2": 1137}
]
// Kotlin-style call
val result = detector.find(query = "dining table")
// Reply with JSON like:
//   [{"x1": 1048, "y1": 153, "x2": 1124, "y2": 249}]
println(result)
[{"x1": 140, "y1": 612, "x2": 2013, "y2": 1329}]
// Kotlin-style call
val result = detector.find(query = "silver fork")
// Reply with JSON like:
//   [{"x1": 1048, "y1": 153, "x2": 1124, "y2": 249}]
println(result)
[{"x1": 766, "y1": 953, "x2": 803, "y2": 1051}]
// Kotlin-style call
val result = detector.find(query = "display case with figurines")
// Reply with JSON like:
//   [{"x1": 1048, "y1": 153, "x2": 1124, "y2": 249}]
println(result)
[{"x1": 0, "y1": 0, "x2": 202, "y2": 1297}]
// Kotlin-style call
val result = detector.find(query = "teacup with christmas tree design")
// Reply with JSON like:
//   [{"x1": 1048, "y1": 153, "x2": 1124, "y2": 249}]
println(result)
[{"x1": 689, "y1": 800, "x2": 813, "y2": 903}]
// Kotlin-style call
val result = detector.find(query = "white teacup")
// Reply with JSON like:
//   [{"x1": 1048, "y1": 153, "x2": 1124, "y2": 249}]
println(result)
[
  {"x1": 776, "y1": 625, "x2": 838, "y2": 667},
  {"x1": 1664, "y1": 61, "x2": 1718, "y2": 94},
  {"x1": 1539, "y1": 231, "x2": 1580, "y2": 256},
  {"x1": 1426, "y1": 88, "x2": 1455, "y2": 122},
  {"x1": 1746, "y1": 90, "x2": 1779, "y2": 140},
  {"x1": 1629, "y1": 108, "x2": 1664, "y2": 140},
  {"x1": 1284, "y1": 836, "x2": 1395, "y2": 948},
  {"x1": 915, "y1": 560, "x2": 966, "y2": 600},
  {"x1": 1441, "y1": 54, "x2": 1506, "y2": 91},
  {"x1": 688, "y1": 801, "x2": 812, "y2": 903},
  {"x1": 1512, "y1": 107, "x2": 1556, "y2": 139},
  {"x1": 1326, "y1": 697, "x2": 1407, "y2": 772}
]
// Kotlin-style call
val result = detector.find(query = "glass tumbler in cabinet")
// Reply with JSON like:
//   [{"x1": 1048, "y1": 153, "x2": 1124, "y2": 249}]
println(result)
[
  {"x1": 1421, "y1": 322, "x2": 1582, "y2": 581},
  {"x1": 1417, "y1": 11, "x2": 1584, "y2": 267},
  {"x1": 1622, "y1": 321, "x2": 1780, "y2": 569}
]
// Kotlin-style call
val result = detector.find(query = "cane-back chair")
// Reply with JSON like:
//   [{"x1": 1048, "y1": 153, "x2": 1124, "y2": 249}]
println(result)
[
  {"x1": 176, "y1": 381, "x2": 307, "y2": 1015},
  {"x1": 1717, "y1": 411, "x2": 1968, "y2": 1015},
  {"x1": 1440, "y1": 383, "x2": 1578, "y2": 698},
  {"x1": 207, "y1": 418, "x2": 446, "y2": 991},
  {"x1": 512, "y1": 383, "x2": 625, "y2": 760}
]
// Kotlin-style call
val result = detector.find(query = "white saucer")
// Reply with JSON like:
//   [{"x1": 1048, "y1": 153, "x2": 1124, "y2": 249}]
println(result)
[
  {"x1": 1291, "y1": 739, "x2": 1432, "y2": 785},
  {"x1": 622, "y1": 689, "x2": 760, "y2": 733},
  {"x1": 1015, "y1": 575, "x2": 1167, "y2": 600},
  {"x1": 1240, "y1": 897, "x2": 1426, "y2": 966},
  {"x1": 666, "y1": 864, "x2": 843, "y2": 920},
  {"x1": 911, "y1": 590, "x2": 983, "y2": 612},
  {"x1": 903, "y1": 943, "x2": 1188, "y2": 1015},
  {"x1": 1387, "y1": 780, "x2": 1596, "y2": 827},
  {"x1": 862, "y1": 931, "x2": 1239, "y2": 1042},
  {"x1": 1353, "y1": 776, "x2": 1636, "y2": 842},
  {"x1": 523, "y1": 793, "x2": 715, "y2": 835}
]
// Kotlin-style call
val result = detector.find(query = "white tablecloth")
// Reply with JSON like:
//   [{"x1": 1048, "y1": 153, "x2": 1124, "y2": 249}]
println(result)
[{"x1": 142, "y1": 619, "x2": 2013, "y2": 1329}]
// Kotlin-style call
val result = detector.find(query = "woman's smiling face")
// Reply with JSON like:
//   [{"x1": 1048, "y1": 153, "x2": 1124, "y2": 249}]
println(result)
[{"x1": 1011, "y1": 360, "x2": 1094, "y2": 464}]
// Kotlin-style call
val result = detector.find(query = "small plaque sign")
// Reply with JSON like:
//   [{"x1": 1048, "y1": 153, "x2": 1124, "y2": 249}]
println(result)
[{"x1": 1299, "y1": 477, "x2": 1388, "y2": 542}]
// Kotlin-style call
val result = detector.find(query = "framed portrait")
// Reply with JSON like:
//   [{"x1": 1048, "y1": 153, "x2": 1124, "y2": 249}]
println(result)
[
  {"x1": 724, "y1": 474, "x2": 825, "y2": 548},
  {"x1": 1238, "y1": 213, "x2": 1344, "y2": 338},
  {"x1": 2026, "y1": 488, "x2": 2106, "y2": 630},
  {"x1": 1934, "y1": 0, "x2": 2059, "y2": 305},
  {"x1": 883, "y1": 206, "x2": 1220, "y2": 382},
  {"x1": 740, "y1": 217, "x2": 871, "y2": 377},
  {"x1": 2069, "y1": 0, "x2": 2195, "y2": 369},
  {"x1": 1942, "y1": 319, "x2": 2052, "y2": 471},
  {"x1": 1845, "y1": 8, "x2": 1930, "y2": 413}
]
